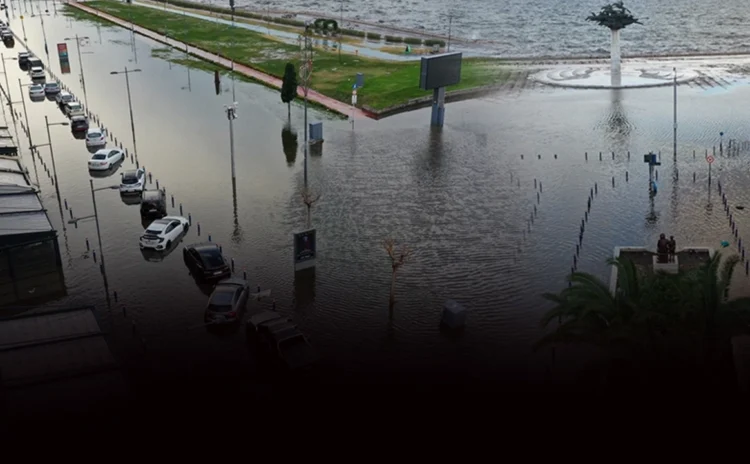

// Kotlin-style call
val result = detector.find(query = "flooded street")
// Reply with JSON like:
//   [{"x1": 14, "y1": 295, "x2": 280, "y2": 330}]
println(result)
[{"x1": 4, "y1": 3, "x2": 750, "y2": 394}]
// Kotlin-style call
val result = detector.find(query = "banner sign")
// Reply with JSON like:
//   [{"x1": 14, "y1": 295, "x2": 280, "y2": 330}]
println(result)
[
  {"x1": 57, "y1": 43, "x2": 68, "y2": 59},
  {"x1": 293, "y1": 229, "x2": 316, "y2": 271}
]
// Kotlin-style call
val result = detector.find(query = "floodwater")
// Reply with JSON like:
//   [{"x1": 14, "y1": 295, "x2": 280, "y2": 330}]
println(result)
[
  {"x1": 217, "y1": 0, "x2": 750, "y2": 58},
  {"x1": 4, "y1": 3, "x2": 750, "y2": 393}
]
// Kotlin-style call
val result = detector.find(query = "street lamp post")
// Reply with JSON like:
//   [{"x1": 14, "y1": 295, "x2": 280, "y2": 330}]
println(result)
[
  {"x1": 1, "y1": 54, "x2": 17, "y2": 121},
  {"x1": 300, "y1": 24, "x2": 314, "y2": 189},
  {"x1": 68, "y1": 182, "x2": 120, "y2": 290},
  {"x1": 40, "y1": 8, "x2": 50, "y2": 57},
  {"x1": 20, "y1": 14, "x2": 27, "y2": 41},
  {"x1": 110, "y1": 67, "x2": 141, "y2": 155},
  {"x1": 18, "y1": 79, "x2": 33, "y2": 146},
  {"x1": 65, "y1": 35, "x2": 90, "y2": 109},
  {"x1": 224, "y1": 102, "x2": 238, "y2": 187},
  {"x1": 447, "y1": 14, "x2": 452, "y2": 52}
]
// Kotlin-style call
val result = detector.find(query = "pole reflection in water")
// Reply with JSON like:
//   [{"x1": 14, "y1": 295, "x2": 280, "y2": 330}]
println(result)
[
  {"x1": 605, "y1": 89, "x2": 632, "y2": 148},
  {"x1": 231, "y1": 179, "x2": 242, "y2": 244},
  {"x1": 293, "y1": 267, "x2": 316, "y2": 310}
]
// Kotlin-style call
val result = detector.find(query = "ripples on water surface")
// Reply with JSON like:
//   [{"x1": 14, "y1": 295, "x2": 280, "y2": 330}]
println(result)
[
  {"x1": 6, "y1": 9, "x2": 750, "y2": 387},
  {"x1": 213, "y1": 0, "x2": 750, "y2": 57}
]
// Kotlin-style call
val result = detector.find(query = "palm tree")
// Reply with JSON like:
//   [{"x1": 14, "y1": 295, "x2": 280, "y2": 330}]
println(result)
[
  {"x1": 586, "y1": 2, "x2": 642, "y2": 87},
  {"x1": 539, "y1": 253, "x2": 750, "y2": 389}
]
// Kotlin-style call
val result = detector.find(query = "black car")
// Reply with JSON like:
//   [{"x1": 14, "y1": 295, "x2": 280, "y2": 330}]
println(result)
[
  {"x1": 70, "y1": 115, "x2": 89, "y2": 133},
  {"x1": 18, "y1": 51, "x2": 29, "y2": 66},
  {"x1": 183, "y1": 242, "x2": 231, "y2": 281},
  {"x1": 140, "y1": 189, "x2": 167, "y2": 217}
]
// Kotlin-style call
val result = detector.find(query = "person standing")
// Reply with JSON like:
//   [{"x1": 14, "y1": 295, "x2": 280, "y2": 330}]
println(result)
[
  {"x1": 668, "y1": 236, "x2": 677, "y2": 262},
  {"x1": 657, "y1": 233, "x2": 669, "y2": 263}
]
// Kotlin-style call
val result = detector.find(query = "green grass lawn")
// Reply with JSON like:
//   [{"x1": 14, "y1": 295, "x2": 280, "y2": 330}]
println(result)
[{"x1": 80, "y1": 1, "x2": 511, "y2": 111}]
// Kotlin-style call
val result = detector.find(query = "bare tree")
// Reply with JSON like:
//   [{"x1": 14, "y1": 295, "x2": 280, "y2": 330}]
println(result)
[
  {"x1": 301, "y1": 188, "x2": 321, "y2": 228},
  {"x1": 382, "y1": 238, "x2": 413, "y2": 317}
]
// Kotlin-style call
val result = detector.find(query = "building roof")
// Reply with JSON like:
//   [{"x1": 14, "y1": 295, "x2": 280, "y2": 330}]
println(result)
[
  {"x1": 0, "y1": 156, "x2": 54, "y2": 241},
  {"x1": 0, "y1": 307, "x2": 126, "y2": 419},
  {"x1": 0, "y1": 126, "x2": 16, "y2": 155}
]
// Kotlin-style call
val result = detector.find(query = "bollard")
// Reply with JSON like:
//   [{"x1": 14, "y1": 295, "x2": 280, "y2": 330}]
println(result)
[
  {"x1": 136, "y1": 159, "x2": 140, "y2": 169},
  {"x1": 595, "y1": 183, "x2": 598, "y2": 194},
  {"x1": 231, "y1": 258, "x2": 235, "y2": 271},
  {"x1": 539, "y1": 182, "x2": 543, "y2": 192},
  {"x1": 554, "y1": 154, "x2": 557, "y2": 159},
  {"x1": 115, "y1": 137, "x2": 118, "y2": 145},
  {"x1": 219, "y1": 245, "x2": 222, "y2": 252},
  {"x1": 188, "y1": 213, "x2": 192, "y2": 224},
  {"x1": 156, "y1": 180, "x2": 160, "y2": 189},
  {"x1": 585, "y1": 211, "x2": 588, "y2": 221},
  {"x1": 243, "y1": 270, "x2": 247, "y2": 280},
  {"x1": 149, "y1": 172, "x2": 152, "y2": 183},
  {"x1": 197, "y1": 222, "x2": 201, "y2": 236},
  {"x1": 585, "y1": 152, "x2": 588, "y2": 161},
  {"x1": 93, "y1": 249, "x2": 97, "y2": 262},
  {"x1": 208, "y1": 234, "x2": 212, "y2": 242},
  {"x1": 537, "y1": 154, "x2": 541, "y2": 160},
  {"x1": 576, "y1": 244, "x2": 580, "y2": 256},
  {"x1": 70, "y1": 208, "x2": 74, "y2": 219},
  {"x1": 180, "y1": 203, "x2": 183, "y2": 215},
  {"x1": 744, "y1": 248, "x2": 746, "y2": 260},
  {"x1": 119, "y1": 142, "x2": 123, "y2": 149},
  {"x1": 693, "y1": 172, "x2": 696, "y2": 182},
  {"x1": 521, "y1": 154, "x2": 524, "y2": 159},
  {"x1": 625, "y1": 171, "x2": 629, "y2": 182},
  {"x1": 536, "y1": 192, "x2": 540, "y2": 203},
  {"x1": 573, "y1": 255, "x2": 577, "y2": 267},
  {"x1": 114, "y1": 291, "x2": 118, "y2": 302},
  {"x1": 110, "y1": 132, "x2": 113, "y2": 141},
  {"x1": 86, "y1": 238, "x2": 90, "y2": 251},
  {"x1": 612, "y1": 176, "x2": 615, "y2": 187},
  {"x1": 171, "y1": 195, "x2": 175, "y2": 207},
  {"x1": 131, "y1": 153, "x2": 134, "y2": 162},
  {"x1": 746, "y1": 261, "x2": 749, "y2": 275},
  {"x1": 64, "y1": 198, "x2": 68, "y2": 210},
  {"x1": 534, "y1": 179, "x2": 537, "y2": 189},
  {"x1": 125, "y1": 148, "x2": 129, "y2": 158},
  {"x1": 257, "y1": 284, "x2": 261, "y2": 293},
  {"x1": 599, "y1": 152, "x2": 602, "y2": 161},
  {"x1": 533, "y1": 205, "x2": 537, "y2": 216},
  {"x1": 612, "y1": 151, "x2": 615, "y2": 160},
  {"x1": 627, "y1": 151, "x2": 630, "y2": 160}
]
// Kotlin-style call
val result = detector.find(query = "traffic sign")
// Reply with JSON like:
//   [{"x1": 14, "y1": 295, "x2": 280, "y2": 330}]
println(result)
[{"x1": 707, "y1": 155, "x2": 715, "y2": 164}]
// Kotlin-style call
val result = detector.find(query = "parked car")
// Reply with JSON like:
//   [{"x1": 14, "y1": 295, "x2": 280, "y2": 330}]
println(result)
[
  {"x1": 29, "y1": 66, "x2": 45, "y2": 80},
  {"x1": 56, "y1": 90, "x2": 73, "y2": 107},
  {"x1": 139, "y1": 216, "x2": 190, "y2": 250},
  {"x1": 2, "y1": 30, "x2": 14, "y2": 44},
  {"x1": 85, "y1": 127, "x2": 106, "y2": 148},
  {"x1": 28, "y1": 84, "x2": 44, "y2": 99},
  {"x1": 183, "y1": 242, "x2": 231, "y2": 281},
  {"x1": 88, "y1": 148, "x2": 124, "y2": 171},
  {"x1": 70, "y1": 115, "x2": 89, "y2": 133},
  {"x1": 64, "y1": 101, "x2": 84, "y2": 118},
  {"x1": 44, "y1": 81, "x2": 60, "y2": 94},
  {"x1": 119, "y1": 167, "x2": 146, "y2": 194},
  {"x1": 204, "y1": 278, "x2": 250, "y2": 325},
  {"x1": 246, "y1": 311, "x2": 319, "y2": 371},
  {"x1": 27, "y1": 56, "x2": 43, "y2": 70},
  {"x1": 18, "y1": 51, "x2": 29, "y2": 65},
  {"x1": 140, "y1": 189, "x2": 167, "y2": 217}
]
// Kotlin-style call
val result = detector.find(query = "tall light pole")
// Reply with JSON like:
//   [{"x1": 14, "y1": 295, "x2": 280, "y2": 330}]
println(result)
[
  {"x1": 224, "y1": 102, "x2": 238, "y2": 188},
  {"x1": 68, "y1": 182, "x2": 120, "y2": 291},
  {"x1": 65, "y1": 35, "x2": 90, "y2": 109},
  {"x1": 673, "y1": 67, "x2": 677, "y2": 160},
  {"x1": 110, "y1": 67, "x2": 141, "y2": 155},
  {"x1": 40, "y1": 7, "x2": 50, "y2": 57},
  {"x1": 18, "y1": 79, "x2": 33, "y2": 147},
  {"x1": 300, "y1": 23, "x2": 313, "y2": 189},
  {"x1": 447, "y1": 14, "x2": 453, "y2": 52},
  {"x1": 1, "y1": 54, "x2": 16, "y2": 121},
  {"x1": 33, "y1": 117, "x2": 69, "y2": 230},
  {"x1": 20, "y1": 14, "x2": 26, "y2": 41}
]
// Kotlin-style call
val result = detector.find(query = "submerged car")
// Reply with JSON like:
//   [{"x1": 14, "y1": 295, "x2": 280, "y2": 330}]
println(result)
[
  {"x1": 85, "y1": 127, "x2": 106, "y2": 147},
  {"x1": 183, "y1": 242, "x2": 231, "y2": 281},
  {"x1": 119, "y1": 167, "x2": 146, "y2": 194},
  {"x1": 140, "y1": 189, "x2": 167, "y2": 217},
  {"x1": 246, "y1": 311, "x2": 319, "y2": 371},
  {"x1": 88, "y1": 148, "x2": 124, "y2": 171},
  {"x1": 29, "y1": 66, "x2": 45, "y2": 80},
  {"x1": 44, "y1": 81, "x2": 60, "y2": 94},
  {"x1": 204, "y1": 278, "x2": 250, "y2": 325},
  {"x1": 56, "y1": 90, "x2": 73, "y2": 107},
  {"x1": 18, "y1": 51, "x2": 29, "y2": 66},
  {"x1": 70, "y1": 115, "x2": 89, "y2": 133},
  {"x1": 64, "y1": 101, "x2": 84, "y2": 118},
  {"x1": 139, "y1": 216, "x2": 189, "y2": 250},
  {"x1": 28, "y1": 84, "x2": 44, "y2": 98}
]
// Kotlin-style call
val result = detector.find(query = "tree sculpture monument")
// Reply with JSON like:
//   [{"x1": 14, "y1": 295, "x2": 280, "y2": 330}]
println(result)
[{"x1": 586, "y1": 1, "x2": 642, "y2": 87}]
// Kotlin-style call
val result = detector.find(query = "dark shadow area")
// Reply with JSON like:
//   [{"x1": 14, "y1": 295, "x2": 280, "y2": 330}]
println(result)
[
  {"x1": 281, "y1": 124, "x2": 298, "y2": 166},
  {"x1": 293, "y1": 267, "x2": 316, "y2": 310}
]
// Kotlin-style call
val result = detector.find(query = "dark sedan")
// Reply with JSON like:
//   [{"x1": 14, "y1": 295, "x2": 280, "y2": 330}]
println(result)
[
  {"x1": 204, "y1": 278, "x2": 250, "y2": 324},
  {"x1": 183, "y1": 242, "x2": 231, "y2": 281},
  {"x1": 71, "y1": 115, "x2": 89, "y2": 133}
]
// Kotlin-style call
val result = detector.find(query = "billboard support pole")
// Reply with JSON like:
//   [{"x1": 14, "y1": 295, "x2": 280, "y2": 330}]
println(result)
[{"x1": 431, "y1": 87, "x2": 445, "y2": 127}]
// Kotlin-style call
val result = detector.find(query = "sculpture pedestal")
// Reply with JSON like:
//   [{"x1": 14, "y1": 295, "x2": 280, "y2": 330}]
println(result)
[{"x1": 653, "y1": 255, "x2": 679, "y2": 274}]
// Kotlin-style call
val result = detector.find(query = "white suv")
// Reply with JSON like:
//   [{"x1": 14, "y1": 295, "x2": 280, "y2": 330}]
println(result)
[{"x1": 29, "y1": 66, "x2": 45, "y2": 80}]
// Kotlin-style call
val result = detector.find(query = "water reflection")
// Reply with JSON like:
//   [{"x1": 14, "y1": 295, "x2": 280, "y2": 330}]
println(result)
[
  {"x1": 604, "y1": 89, "x2": 632, "y2": 147},
  {"x1": 231, "y1": 180, "x2": 243, "y2": 244},
  {"x1": 293, "y1": 267, "x2": 316, "y2": 310},
  {"x1": 120, "y1": 193, "x2": 142, "y2": 206},
  {"x1": 89, "y1": 162, "x2": 124, "y2": 178},
  {"x1": 139, "y1": 238, "x2": 182, "y2": 262},
  {"x1": 281, "y1": 124, "x2": 298, "y2": 166}
]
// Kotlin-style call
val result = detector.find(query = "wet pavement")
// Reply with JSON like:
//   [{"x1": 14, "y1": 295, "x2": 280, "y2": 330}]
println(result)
[{"x1": 3, "y1": 1, "x2": 750, "y2": 396}]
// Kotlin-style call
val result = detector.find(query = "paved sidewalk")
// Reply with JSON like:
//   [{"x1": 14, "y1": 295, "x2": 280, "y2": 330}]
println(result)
[{"x1": 67, "y1": 1, "x2": 371, "y2": 119}]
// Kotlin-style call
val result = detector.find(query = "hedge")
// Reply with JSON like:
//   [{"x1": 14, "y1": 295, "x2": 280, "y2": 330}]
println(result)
[
  {"x1": 366, "y1": 32, "x2": 381, "y2": 40},
  {"x1": 384, "y1": 35, "x2": 403, "y2": 43},
  {"x1": 403, "y1": 37, "x2": 422, "y2": 45},
  {"x1": 424, "y1": 39, "x2": 446, "y2": 47},
  {"x1": 341, "y1": 28, "x2": 366, "y2": 37}
]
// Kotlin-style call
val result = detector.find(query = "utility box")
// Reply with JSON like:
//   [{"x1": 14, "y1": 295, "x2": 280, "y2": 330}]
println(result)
[
  {"x1": 355, "y1": 73, "x2": 364, "y2": 88},
  {"x1": 309, "y1": 122, "x2": 323, "y2": 143},
  {"x1": 440, "y1": 299, "x2": 468, "y2": 330}
]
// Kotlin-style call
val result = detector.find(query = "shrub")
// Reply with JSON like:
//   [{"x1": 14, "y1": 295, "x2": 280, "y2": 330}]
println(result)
[
  {"x1": 403, "y1": 37, "x2": 423, "y2": 45},
  {"x1": 366, "y1": 32, "x2": 381, "y2": 40},
  {"x1": 424, "y1": 39, "x2": 446, "y2": 47},
  {"x1": 341, "y1": 28, "x2": 366, "y2": 37},
  {"x1": 384, "y1": 35, "x2": 403, "y2": 43}
]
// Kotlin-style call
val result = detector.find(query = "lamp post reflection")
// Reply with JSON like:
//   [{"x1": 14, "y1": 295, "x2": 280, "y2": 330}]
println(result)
[
  {"x1": 1, "y1": 54, "x2": 18, "y2": 121},
  {"x1": 65, "y1": 35, "x2": 90, "y2": 108},
  {"x1": 110, "y1": 67, "x2": 141, "y2": 156}
]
